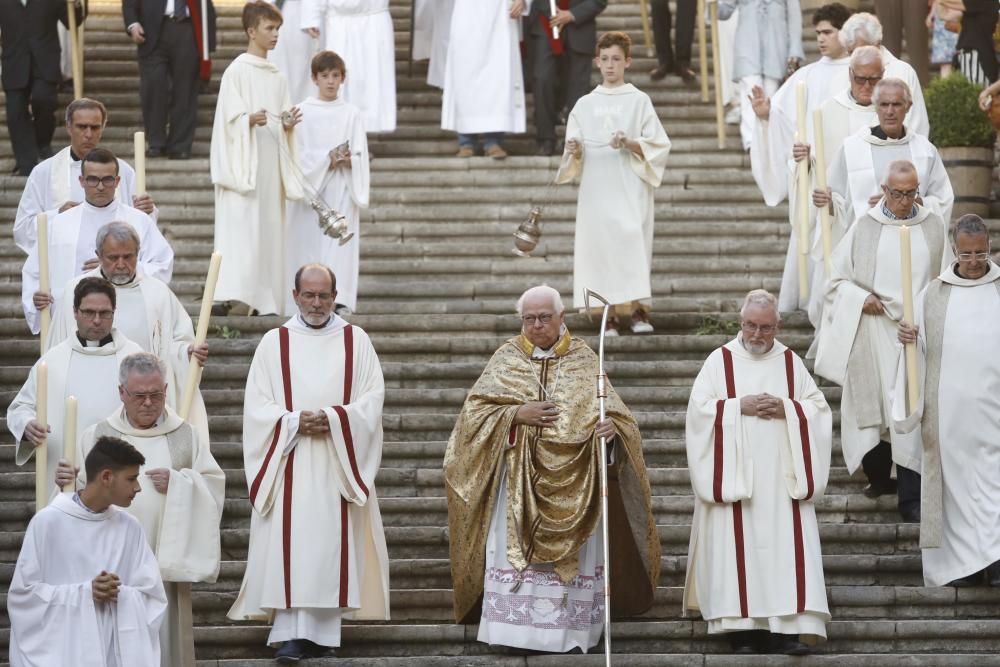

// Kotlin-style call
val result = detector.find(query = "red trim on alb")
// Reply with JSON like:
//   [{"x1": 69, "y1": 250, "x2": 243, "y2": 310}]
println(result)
[
  {"x1": 712, "y1": 399, "x2": 726, "y2": 503},
  {"x1": 282, "y1": 448, "x2": 295, "y2": 608},
  {"x1": 732, "y1": 501, "x2": 749, "y2": 617},
  {"x1": 792, "y1": 499, "x2": 806, "y2": 613},
  {"x1": 721, "y1": 347, "x2": 736, "y2": 397},
  {"x1": 339, "y1": 498, "x2": 349, "y2": 607},
  {"x1": 342, "y1": 325, "x2": 354, "y2": 404},
  {"x1": 249, "y1": 418, "x2": 282, "y2": 506},
  {"x1": 337, "y1": 324, "x2": 355, "y2": 608},
  {"x1": 784, "y1": 349, "x2": 809, "y2": 613},
  {"x1": 719, "y1": 347, "x2": 748, "y2": 616},
  {"x1": 333, "y1": 406, "x2": 369, "y2": 497}
]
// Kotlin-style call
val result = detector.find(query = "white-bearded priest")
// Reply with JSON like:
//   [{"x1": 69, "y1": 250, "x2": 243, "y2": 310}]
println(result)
[
  {"x1": 815, "y1": 160, "x2": 953, "y2": 523},
  {"x1": 684, "y1": 289, "x2": 832, "y2": 655},
  {"x1": 445, "y1": 285, "x2": 660, "y2": 653},
  {"x1": 228, "y1": 263, "x2": 390, "y2": 664},
  {"x1": 894, "y1": 215, "x2": 1000, "y2": 588}
]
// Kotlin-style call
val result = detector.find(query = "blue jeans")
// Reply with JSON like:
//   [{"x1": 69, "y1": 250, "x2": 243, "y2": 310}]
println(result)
[{"x1": 457, "y1": 132, "x2": 504, "y2": 148}]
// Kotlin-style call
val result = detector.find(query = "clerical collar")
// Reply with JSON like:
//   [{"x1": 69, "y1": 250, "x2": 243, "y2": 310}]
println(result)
[
  {"x1": 70, "y1": 149, "x2": 81, "y2": 162},
  {"x1": 77, "y1": 333, "x2": 114, "y2": 347},
  {"x1": 871, "y1": 125, "x2": 906, "y2": 140},
  {"x1": 297, "y1": 314, "x2": 333, "y2": 330},
  {"x1": 880, "y1": 200, "x2": 917, "y2": 220}
]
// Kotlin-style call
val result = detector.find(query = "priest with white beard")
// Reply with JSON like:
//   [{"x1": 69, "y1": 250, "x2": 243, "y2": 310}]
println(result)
[
  {"x1": 47, "y1": 222, "x2": 210, "y2": 443},
  {"x1": 285, "y1": 51, "x2": 370, "y2": 315},
  {"x1": 894, "y1": 215, "x2": 1000, "y2": 588},
  {"x1": 228, "y1": 263, "x2": 389, "y2": 664},
  {"x1": 301, "y1": 0, "x2": 396, "y2": 133},
  {"x1": 685, "y1": 289, "x2": 831, "y2": 655},
  {"x1": 22, "y1": 147, "x2": 174, "y2": 336},
  {"x1": 14, "y1": 98, "x2": 157, "y2": 255},
  {"x1": 8, "y1": 437, "x2": 167, "y2": 667},
  {"x1": 7, "y1": 278, "x2": 144, "y2": 505},
  {"x1": 815, "y1": 160, "x2": 953, "y2": 523},
  {"x1": 56, "y1": 353, "x2": 225, "y2": 667},
  {"x1": 815, "y1": 78, "x2": 953, "y2": 241}
]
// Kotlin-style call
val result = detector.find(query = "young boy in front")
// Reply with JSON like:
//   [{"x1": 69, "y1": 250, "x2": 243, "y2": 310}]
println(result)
[
  {"x1": 210, "y1": 0, "x2": 304, "y2": 317},
  {"x1": 556, "y1": 31, "x2": 672, "y2": 336}
]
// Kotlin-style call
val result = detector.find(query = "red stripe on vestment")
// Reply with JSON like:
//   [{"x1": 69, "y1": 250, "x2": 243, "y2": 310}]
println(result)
[
  {"x1": 712, "y1": 399, "x2": 726, "y2": 502},
  {"x1": 792, "y1": 498, "x2": 806, "y2": 613},
  {"x1": 343, "y1": 325, "x2": 354, "y2": 404},
  {"x1": 249, "y1": 418, "x2": 282, "y2": 506},
  {"x1": 338, "y1": 324, "x2": 355, "y2": 608},
  {"x1": 280, "y1": 327, "x2": 293, "y2": 411},
  {"x1": 333, "y1": 405, "x2": 369, "y2": 497},
  {"x1": 722, "y1": 347, "x2": 735, "y2": 398},
  {"x1": 783, "y1": 350, "x2": 815, "y2": 499},
  {"x1": 784, "y1": 349, "x2": 810, "y2": 613},
  {"x1": 278, "y1": 327, "x2": 295, "y2": 609},
  {"x1": 339, "y1": 497, "x2": 349, "y2": 607},
  {"x1": 732, "y1": 501, "x2": 749, "y2": 617},
  {"x1": 720, "y1": 346, "x2": 748, "y2": 616}
]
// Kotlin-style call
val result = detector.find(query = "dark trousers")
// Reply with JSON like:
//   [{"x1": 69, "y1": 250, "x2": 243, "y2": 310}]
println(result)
[
  {"x1": 651, "y1": 0, "x2": 696, "y2": 68},
  {"x1": 4, "y1": 75, "x2": 58, "y2": 172},
  {"x1": 529, "y1": 34, "x2": 593, "y2": 142},
  {"x1": 873, "y1": 0, "x2": 931, "y2": 86},
  {"x1": 862, "y1": 440, "x2": 921, "y2": 513},
  {"x1": 138, "y1": 17, "x2": 200, "y2": 153}
]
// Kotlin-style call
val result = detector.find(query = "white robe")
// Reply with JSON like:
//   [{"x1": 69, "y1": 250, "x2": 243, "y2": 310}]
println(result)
[
  {"x1": 684, "y1": 337, "x2": 831, "y2": 641},
  {"x1": 892, "y1": 263, "x2": 1000, "y2": 586},
  {"x1": 46, "y1": 268, "x2": 209, "y2": 444},
  {"x1": 6, "y1": 330, "x2": 145, "y2": 501},
  {"x1": 13, "y1": 147, "x2": 148, "y2": 254},
  {"x1": 21, "y1": 200, "x2": 175, "y2": 335},
  {"x1": 228, "y1": 315, "x2": 390, "y2": 646},
  {"x1": 301, "y1": 0, "x2": 397, "y2": 133},
  {"x1": 441, "y1": 0, "x2": 525, "y2": 134},
  {"x1": 285, "y1": 96, "x2": 369, "y2": 314},
  {"x1": 8, "y1": 494, "x2": 167, "y2": 667},
  {"x1": 413, "y1": 0, "x2": 454, "y2": 89},
  {"x1": 267, "y1": 0, "x2": 320, "y2": 105},
  {"x1": 79, "y1": 407, "x2": 225, "y2": 667},
  {"x1": 556, "y1": 84, "x2": 672, "y2": 308},
  {"x1": 814, "y1": 204, "x2": 952, "y2": 474},
  {"x1": 211, "y1": 53, "x2": 304, "y2": 315}
]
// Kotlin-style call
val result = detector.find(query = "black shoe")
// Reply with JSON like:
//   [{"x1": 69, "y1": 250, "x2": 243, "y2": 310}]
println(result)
[
  {"x1": 986, "y1": 561, "x2": 1000, "y2": 586},
  {"x1": 11, "y1": 165, "x2": 33, "y2": 177},
  {"x1": 729, "y1": 630, "x2": 766, "y2": 654},
  {"x1": 167, "y1": 150, "x2": 192, "y2": 160},
  {"x1": 674, "y1": 65, "x2": 697, "y2": 84},
  {"x1": 650, "y1": 63, "x2": 672, "y2": 81},
  {"x1": 145, "y1": 147, "x2": 165, "y2": 158},
  {"x1": 863, "y1": 479, "x2": 897, "y2": 498},
  {"x1": 275, "y1": 639, "x2": 307, "y2": 663},
  {"x1": 770, "y1": 633, "x2": 811, "y2": 656},
  {"x1": 949, "y1": 571, "x2": 982, "y2": 587},
  {"x1": 898, "y1": 503, "x2": 920, "y2": 523},
  {"x1": 303, "y1": 640, "x2": 334, "y2": 658},
  {"x1": 536, "y1": 139, "x2": 555, "y2": 156}
]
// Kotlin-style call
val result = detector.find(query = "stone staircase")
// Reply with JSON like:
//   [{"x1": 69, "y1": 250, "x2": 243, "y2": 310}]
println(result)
[{"x1": 1, "y1": 1, "x2": 999, "y2": 665}]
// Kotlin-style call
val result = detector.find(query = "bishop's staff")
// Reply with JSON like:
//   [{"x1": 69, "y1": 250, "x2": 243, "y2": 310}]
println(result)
[
  {"x1": 811, "y1": 109, "x2": 833, "y2": 272},
  {"x1": 583, "y1": 288, "x2": 614, "y2": 667},
  {"x1": 900, "y1": 226, "x2": 919, "y2": 414},
  {"x1": 709, "y1": 0, "x2": 725, "y2": 149},
  {"x1": 794, "y1": 82, "x2": 809, "y2": 298}
]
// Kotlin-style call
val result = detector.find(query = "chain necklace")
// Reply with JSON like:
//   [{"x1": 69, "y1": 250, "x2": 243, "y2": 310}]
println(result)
[{"x1": 526, "y1": 353, "x2": 564, "y2": 401}]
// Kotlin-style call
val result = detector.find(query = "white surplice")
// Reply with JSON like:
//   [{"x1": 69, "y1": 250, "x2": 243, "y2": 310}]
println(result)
[
  {"x1": 21, "y1": 200, "x2": 175, "y2": 335},
  {"x1": 228, "y1": 315, "x2": 390, "y2": 646},
  {"x1": 14, "y1": 147, "x2": 148, "y2": 254},
  {"x1": 892, "y1": 263, "x2": 1000, "y2": 586},
  {"x1": 267, "y1": 0, "x2": 320, "y2": 105},
  {"x1": 211, "y1": 53, "x2": 304, "y2": 315},
  {"x1": 6, "y1": 330, "x2": 144, "y2": 501},
  {"x1": 441, "y1": 0, "x2": 525, "y2": 134},
  {"x1": 814, "y1": 204, "x2": 952, "y2": 474},
  {"x1": 285, "y1": 96, "x2": 369, "y2": 314},
  {"x1": 301, "y1": 0, "x2": 396, "y2": 133},
  {"x1": 684, "y1": 337, "x2": 832, "y2": 641},
  {"x1": 8, "y1": 494, "x2": 167, "y2": 667},
  {"x1": 413, "y1": 0, "x2": 454, "y2": 88},
  {"x1": 79, "y1": 407, "x2": 225, "y2": 667},
  {"x1": 556, "y1": 83, "x2": 671, "y2": 308}
]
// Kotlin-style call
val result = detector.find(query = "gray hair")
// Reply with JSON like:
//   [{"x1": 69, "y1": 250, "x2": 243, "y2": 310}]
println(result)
[
  {"x1": 883, "y1": 159, "x2": 918, "y2": 186},
  {"x1": 118, "y1": 352, "x2": 166, "y2": 386},
  {"x1": 515, "y1": 285, "x2": 565, "y2": 316},
  {"x1": 951, "y1": 214, "x2": 991, "y2": 245},
  {"x1": 839, "y1": 12, "x2": 883, "y2": 51},
  {"x1": 849, "y1": 45, "x2": 883, "y2": 70},
  {"x1": 873, "y1": 77, "x2": 912, "y2": 106},
  {"x1": 95, "y1": 222, "x2": 140, "y2": 255},
  {"x1": 740, "y1": 289, "x2": 781, "y2": 321}
]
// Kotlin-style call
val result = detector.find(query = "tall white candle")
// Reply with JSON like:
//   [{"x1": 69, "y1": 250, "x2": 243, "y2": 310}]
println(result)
[
  {"x1": 134, "y1": 131, "x2": 146, "y2": 195},
  {"x1": 900, "y1": 225, "x2": 919, "y2": 413},
  {"x1": 179, "y1": 252, "x2": 222, "y2": 420}
]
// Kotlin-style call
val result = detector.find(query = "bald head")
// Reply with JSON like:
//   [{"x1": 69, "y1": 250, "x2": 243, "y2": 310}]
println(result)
[{"x1": 293, "y1": 263, "x2": 338, "y2": 325}]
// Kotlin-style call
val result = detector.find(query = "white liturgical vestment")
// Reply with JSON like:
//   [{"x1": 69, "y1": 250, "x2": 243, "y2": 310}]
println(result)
[{"x1": 267, "y1": 0, "x2": 320, "y2": 105}]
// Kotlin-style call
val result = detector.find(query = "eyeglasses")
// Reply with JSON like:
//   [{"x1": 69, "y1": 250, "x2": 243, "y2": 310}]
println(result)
[
  {"x1": 742, "y1": 322, "x2": 776, "y2": 335},
  {"x1": 298, "y1": 292, "x2": 334, "y2": 302},
  {"x1": 121, "y1": 386, "x2": 166, "y2": 403},
  {"x1": 83, "y1": 175, "x2": 117, "y2": 188},
  {"x1": 522, "y1": 313, "x2": 555, "y2": 325},
  {"x1": 76, "y1": 308, "x2": 114, "y2": 320},
  {"x1": 958, "y1": 252, "x2": 991, "y2": 262},
  {"x1": 885, "y1": 188, "x2": 919, "y2": 201},
  {"x1": 850, "y1": 70, "x2": 883, "y2": 86}
]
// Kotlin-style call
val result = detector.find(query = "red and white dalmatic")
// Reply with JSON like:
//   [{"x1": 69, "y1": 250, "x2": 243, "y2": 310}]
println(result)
[
  {"x1": 228, "y1": 318, "x2": 390, "y2": 622},
  {"x1": 684, "y1": 338, "x2": 832, "y2": 640}
]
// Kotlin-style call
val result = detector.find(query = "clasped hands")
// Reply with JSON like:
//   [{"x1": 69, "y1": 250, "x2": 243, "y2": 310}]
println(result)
[
  {"x1": 740, "y1": 394, "x2": 786, "y2": 420},
  {"x1": 513, "y1": 401, "x2": 616, "y2": 440},
  {"x1": 299, "y1": 410, "x2": 330, "y2": 436},
  {"x1": 92, "y1": 571, "x2": 121, "y2": 603}
]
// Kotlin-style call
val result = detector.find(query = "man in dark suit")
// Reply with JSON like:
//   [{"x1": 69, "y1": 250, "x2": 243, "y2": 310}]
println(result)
[
  {"x1": 650, "y1": 0, "x2": 697, "y2": 83},
  {"x1": 526, "y1": 0, "x2": 607, "y2": 156},
  {"x1": 0, "y1": 0, "x2": 84, "y2": 176},
  {"x1": 123, "y1": 0, "x2": 216, "y2": 159}
]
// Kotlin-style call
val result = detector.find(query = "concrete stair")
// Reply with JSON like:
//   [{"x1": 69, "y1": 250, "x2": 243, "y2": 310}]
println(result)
[{"x1": 0, "y1": 0, "x2": 993, "y2": 665}]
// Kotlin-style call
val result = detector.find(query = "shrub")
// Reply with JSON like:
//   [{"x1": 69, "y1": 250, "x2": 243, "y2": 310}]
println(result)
[{"x1": 926, "y1": 73, "x2": 995, "y2": 148}]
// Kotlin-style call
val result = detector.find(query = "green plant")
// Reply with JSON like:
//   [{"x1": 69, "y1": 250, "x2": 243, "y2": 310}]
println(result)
[
  {"x1": 693, "y1": 316, "x2": 741, "y2": 336},
  {"x1": 213, "y1": 325, "x2": 242, "y2": 340},
  {"x1": 926, "y1": 73, "x2": 995, "y2": 148}
]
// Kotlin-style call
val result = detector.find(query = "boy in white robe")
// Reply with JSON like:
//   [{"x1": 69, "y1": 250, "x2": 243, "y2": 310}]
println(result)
[
  {"x1": 9, "y1": 436, "x2": 166, "y2": 667},
  {"x1": 211, "y1": 0, "x2": 304, "y2": 316},
  {"x1": 556, "y1": 31, "x2": 671, "y2": 335},
  {"x1": 685, "y1": 289, "x2": 832, "y2": 655},
  {"x1": 285, "y1": 51, "x2": 370, "y2": 315}
]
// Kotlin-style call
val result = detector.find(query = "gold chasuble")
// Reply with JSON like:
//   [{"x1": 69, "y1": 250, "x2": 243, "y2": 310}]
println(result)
[{"x1": 444, "y1": 330, "x2": 660, "y2": 623}]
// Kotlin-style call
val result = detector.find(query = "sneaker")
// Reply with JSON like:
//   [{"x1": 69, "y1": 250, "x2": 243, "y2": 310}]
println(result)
[
  {"x1": 630, "y1": 309, "x2": 654, "y2": 334},
  {"x1": 485, "y1": 144, "x2": 508, "y2": 160},
  {"x1": 456, "y1": 146, "x2": 475, "y2": 158},
  {"x1": 275, "y1": 639, "x2": 308, "y2": 663}
]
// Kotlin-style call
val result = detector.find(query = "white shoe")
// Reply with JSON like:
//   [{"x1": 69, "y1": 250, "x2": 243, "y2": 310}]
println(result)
[
  {"x1": 605, "y1": 327, "x2": 620, "y2": 337},
  {"x1": 631, "y1": 320, "x2": 654, "y2": 334}
]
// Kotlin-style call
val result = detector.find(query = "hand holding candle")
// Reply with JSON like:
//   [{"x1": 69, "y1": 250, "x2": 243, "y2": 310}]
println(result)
[
  {"x1": 812, "y1": 109, "x2": 833, "y2": 273},
  {"x1": 179, "y1": 252, "x2": 222, "y2": 420}
]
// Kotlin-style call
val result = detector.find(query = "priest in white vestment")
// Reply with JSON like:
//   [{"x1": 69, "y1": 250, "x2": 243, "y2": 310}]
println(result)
[
  {"x1": 557, "y1": 31, "x2": 671, "y2": 335},
  {"x1": 445, "y1": 286, "x2": 660, "y2": 652},
  {"x1": 815, "y1": 161, "x2": 953, "y2": 523},
  {"x1": 685, "y1": 289, "x2": 831, "y2": 655},
  {"x1": 412, "y1": 0, "x2": 454, "y2": 89},
  {"x1": 285, "y1": 51, "x2": 370, "y2": 315},
  {"x1": 14, "y1": 98, "x2": 157, "y2": 254},
  {"x1": 267, "y1": 0, "x2": 320, "y2": 105},
  {"x1": 893, "y1": 215, "x2": 1000, "y2": 588},
  {"x1": 9, "y1": 437, "x2": 167, "y2": 667},
  {"x1": 441, "y1": 0, "x2": 526, "y2": 158},
  {"x1": 61, "y1": 353, "x2": 225, "y2": 667},
  {"x1": 228, "y1": 264, "x2": 389, "y2": 664},
  {"x1": 301, "y1": 0, "x2": 396, "y2": 133},
  {"x1": 22, "y1": 149, "x2": 174, "y2": 336},
  {"x1": 211, "y1": 2, "x2": 305, "y2": 316},
  {"x1": 8, "y1": 278, "x2": 144, "y2": 503}
]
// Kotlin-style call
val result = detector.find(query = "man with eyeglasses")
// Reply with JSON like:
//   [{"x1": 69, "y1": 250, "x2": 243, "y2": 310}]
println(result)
[
  {"x1": 445, "y1": 284, "x2": 658, "y2": 652},
  {"x1": 21, "y1": 146, "x2": 174, "y2": 337},
  {"x1": 685, "y1": 289, "x2": 832, "y2": 655},
  {"x1": 816, "y1": 160, "x2": 953, "y2": 523},
  {"x1": 893, "y1": 214, "x2": 1000, "y2": 588},
  {"x1": 8, "y1": 277, "x2": 144, "y2": 507}
]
